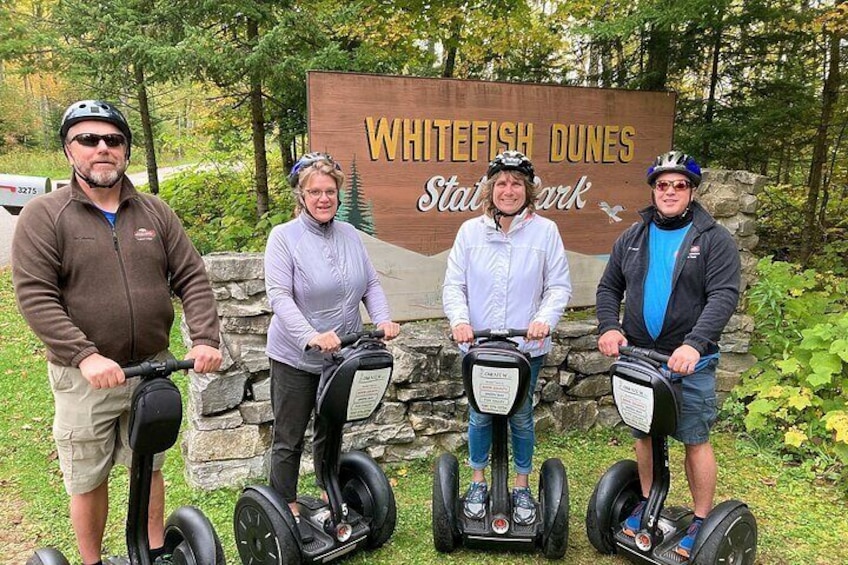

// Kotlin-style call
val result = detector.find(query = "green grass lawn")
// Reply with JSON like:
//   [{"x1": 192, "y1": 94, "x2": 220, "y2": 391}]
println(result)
[{"x1": 1, "y1": 266, "x2": 845, "y2": 564}]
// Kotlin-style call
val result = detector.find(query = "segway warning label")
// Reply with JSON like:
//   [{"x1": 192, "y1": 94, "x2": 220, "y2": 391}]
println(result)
[
  {"x1": 472, "y1": 365, "x2": 520, "y2": 415},
  {"x1": 348, "y1": 367, "x2": 392, "y2": 420},
  {"x1": 612, "y1": 377, "x2": 654, "y2": 433}
]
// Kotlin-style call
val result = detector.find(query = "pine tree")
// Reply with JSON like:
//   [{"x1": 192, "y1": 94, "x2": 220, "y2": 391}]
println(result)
[{"x1": 344, "y1": 156, "x2": 377, "y2": 236}]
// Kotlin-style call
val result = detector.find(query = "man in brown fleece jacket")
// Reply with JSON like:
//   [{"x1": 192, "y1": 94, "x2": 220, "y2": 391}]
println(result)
[{"x1": 11, "y1": 100, "x2": 222, "y2": 565}]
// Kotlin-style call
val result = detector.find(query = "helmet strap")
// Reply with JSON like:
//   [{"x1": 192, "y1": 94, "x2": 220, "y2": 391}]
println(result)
[
  {"x1": 651, "y1": 192, "x2": 694, "y2": 230},
  {"x1": 493, "y1": 203, "x2": 527, "y2": 231}
]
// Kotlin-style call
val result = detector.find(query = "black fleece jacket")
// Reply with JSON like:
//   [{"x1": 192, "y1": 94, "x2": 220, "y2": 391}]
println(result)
[{"x1": 596, "y1": 201, "x2": 740, "y2": 356}]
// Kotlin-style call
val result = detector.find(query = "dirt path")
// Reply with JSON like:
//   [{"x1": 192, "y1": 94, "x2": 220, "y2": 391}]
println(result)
[{"x1": 0, "y1": 480, "x2": 39, "y2": 563}]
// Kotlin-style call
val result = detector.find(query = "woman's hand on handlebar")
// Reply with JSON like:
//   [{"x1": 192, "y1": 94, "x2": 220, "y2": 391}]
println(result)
[
  {"x1": 598, "y1": 329, "x2": 627, "y2": 357},
  {"x1": 451, "y1": 322, "x2": 474, "y2": 345},
  {"x1": 188, "y1": 344, "x2": 222, "y2": 374},
  {"x1": 308, "y1": 331, "x2": 342, "y2": 353},
  {"x1": 377, "y1": 321, "x2": 401, "y2": 341},
  {"x1": 526, "y1": 321, "x2": 550, "y2": 343},
  {"x1": 667, "y1": 344, "x2": 700, "y2": 375}
]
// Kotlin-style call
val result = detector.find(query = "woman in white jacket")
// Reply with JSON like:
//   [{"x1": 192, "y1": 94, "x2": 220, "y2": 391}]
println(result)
[{"x1": 442, "y1": 150, "x2": 572, "y2": 527}]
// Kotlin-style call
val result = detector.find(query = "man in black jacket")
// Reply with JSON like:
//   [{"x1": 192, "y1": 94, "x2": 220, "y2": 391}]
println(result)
[{"x1": 596, "y1": 151, "x2": 740, "y2": 559}]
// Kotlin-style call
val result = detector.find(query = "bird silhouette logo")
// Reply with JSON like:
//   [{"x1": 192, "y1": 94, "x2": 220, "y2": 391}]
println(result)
[{"x1": 599, "y1": 201, "x2": 625, "y2": 223}]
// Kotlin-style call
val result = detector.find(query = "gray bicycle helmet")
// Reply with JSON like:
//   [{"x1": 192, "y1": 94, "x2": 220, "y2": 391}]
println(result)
[
  {"x1": 646, "y1": 151, "x2": 701, "y2": 187},
  {"x1": 486, "y1": 150, "x2": 535, "y2": 180},
  {"x1": 288, "y1": 152, "x2": 341, "y2": 188},
  {"x1": 59, "y1": 100, "x2": 132, "y2": 157}
]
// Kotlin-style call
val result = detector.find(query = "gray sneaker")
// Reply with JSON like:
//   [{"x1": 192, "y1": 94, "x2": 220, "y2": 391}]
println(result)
[
  {"x1": 463, "y1": 481, "x2": 488, "y2": 519},
  {"x1": 512, "y1": 486, "x2": 537, "y2": 526}
]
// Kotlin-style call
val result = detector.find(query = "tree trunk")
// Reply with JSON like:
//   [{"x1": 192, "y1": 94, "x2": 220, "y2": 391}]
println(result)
[
  {"x1": 701, "y1": 19, "x2": 723, "y2": 164},
  {"x1": 443, "y1": 44, "x2": 457, "y2": 78},
  {"x1": 248, "y1": 18, "x2": 270, "y2": 218},
  {"x1": 800, "y1": 11, "x2": 842, "y2": 262},
  {"x1": 134, "y1": 64, "x2": 160, "y2": 194},
  {"x1": 641, "y1": 20, "x2": 671, "y2": 91}
]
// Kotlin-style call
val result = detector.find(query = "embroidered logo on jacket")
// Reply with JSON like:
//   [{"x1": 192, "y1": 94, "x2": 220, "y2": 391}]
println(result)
[
  {"x1": 134, "y1": 228, "x2": 156, "y2": 241},
  {"x1": 687, "y1": 245, "x2": 701, "y2": 259}
]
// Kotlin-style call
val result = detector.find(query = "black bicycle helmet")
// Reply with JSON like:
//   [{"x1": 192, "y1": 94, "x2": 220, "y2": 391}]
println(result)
[
  {"x1": 486, "y1": 150, "x2": 535, "y2": 180},
  {"x1": 287, "y1": 152, "x2": 341, "y2": 188},
  {"x1": 59, "y1": 100, "x2": 133, "y2": 157},
  {"x1": 646, "y1": 151, "x2": 701, "y2": 187}
]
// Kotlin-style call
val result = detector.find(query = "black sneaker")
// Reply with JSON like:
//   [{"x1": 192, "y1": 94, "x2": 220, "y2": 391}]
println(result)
[
  {"x1": 463, "y1": 481, "x2": 488, "y2": 519},
  {"x1": 511, "y1": 487, "x2": 537, "y2": 526}
]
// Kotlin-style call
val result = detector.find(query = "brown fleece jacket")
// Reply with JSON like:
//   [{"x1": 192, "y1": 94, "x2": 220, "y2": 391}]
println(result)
[{"x1": 11, "y1": 177, "x2": 220, "y2": 367}]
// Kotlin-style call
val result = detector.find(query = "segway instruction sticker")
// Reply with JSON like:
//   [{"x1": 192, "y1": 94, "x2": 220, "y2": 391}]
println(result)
[
  {"x1": 472, "y1": 365, "x2": 520, "y2": 415},
  {"x1": 612, "y1": 376, "x2": 653, "y2": 433},
  {"x1": 347, "y1": 367, "x2": 392, "y2": 420}
]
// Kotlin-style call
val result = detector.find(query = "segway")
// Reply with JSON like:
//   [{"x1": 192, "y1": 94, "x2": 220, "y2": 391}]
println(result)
[
  {"x1": 28, "y1": 358, "x2": 226, "y2": 565},
  {"x1": 233, "y1": 330, "x2": 397, "y2": 565},
  {"x1": 432, "y1": 329, "x2": 569, "y2": 559},
  {"x1": 585, "y1": 345, "x2": 757, "y2": 564}
]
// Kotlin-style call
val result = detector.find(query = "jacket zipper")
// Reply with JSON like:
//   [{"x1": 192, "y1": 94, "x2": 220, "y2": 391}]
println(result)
[{"x1": 110, "y1": 216, "x2": 137, "y2": 362}]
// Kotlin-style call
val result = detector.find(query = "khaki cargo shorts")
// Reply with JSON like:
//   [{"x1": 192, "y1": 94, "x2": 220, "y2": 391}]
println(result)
[{"x1": 48, "y1": 351, "x2": 171, "y2": 495}]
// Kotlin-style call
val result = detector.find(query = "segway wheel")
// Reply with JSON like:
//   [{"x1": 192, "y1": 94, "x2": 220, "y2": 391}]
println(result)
[
  {"x1": 538, "y1": 458, "x2": 569, "y2": 560},
  {"x1": 339, "y1": 450, "x2": 397, "y2": 549},
  {"x1": 234, "y1": 489, "x2": 301, "y2": 565},
  {"x1": 585, "y1": 459, "x2": 641, "y2": 554},
  {"x1": 26, "y1": 548, "x2": 71, "y2": 565},
  {"x1": 431, "y1": 452, "x2": 460, "y2": 553},
  {"x1": 692, "y1": 504, "x2": 758, "y2": 565},
  {"x1": 164, "y1": 505, "x2": 226, "y2": 565}
]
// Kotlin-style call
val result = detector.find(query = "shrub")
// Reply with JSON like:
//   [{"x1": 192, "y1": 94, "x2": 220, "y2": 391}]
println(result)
[
  {"x1": 158, "y1": 164, "x2": 295, "y2": 255},
  {"x1": 726, "y1": 256, "x2": 848, "y2": 479}
]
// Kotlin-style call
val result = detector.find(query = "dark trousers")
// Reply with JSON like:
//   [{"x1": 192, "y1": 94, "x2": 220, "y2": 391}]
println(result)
[{"x1": 269, "y1": 359, "x2": 328, "y2": 503}]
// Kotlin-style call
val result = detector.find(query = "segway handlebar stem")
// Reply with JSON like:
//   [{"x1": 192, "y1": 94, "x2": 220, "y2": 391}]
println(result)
[{"x1": 122, "y1": 358, "x2": 195, "y2": 379}]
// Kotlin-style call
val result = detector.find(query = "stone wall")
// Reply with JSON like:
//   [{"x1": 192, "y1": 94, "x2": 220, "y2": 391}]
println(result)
[{"x1": 181, "y1": 169, "x2": 766, "y2": 490}]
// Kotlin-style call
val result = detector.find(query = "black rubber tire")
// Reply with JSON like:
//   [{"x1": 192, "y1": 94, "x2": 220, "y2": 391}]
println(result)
[
  {"x1": 164, "y1": 505, "x2": 226, "y2": 564},
  {"x1": 692, "y1": 505, "x2": 758, "y2": 565},
  {"x1": 339, "y1": 450, "x2": 397, "y2": 549},
  {"x1": 431, "y1": 453, "x2": 460, "y2": 553},
  {"x1": 585, "y1": 459, "x2": 641, "y2": 555},
  {"x1": 26, "y1": 548, "x2": 71, "y2": 565},
  {"x1": 234, "y1": 489, "x2": 301, "y2": 565},
  {"x1": 538, "y1": 458, "x2": 569, "y2": 560}
]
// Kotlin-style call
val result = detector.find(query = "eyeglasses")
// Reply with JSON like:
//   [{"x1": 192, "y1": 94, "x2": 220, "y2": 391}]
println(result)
[
  {"x1": 303, "y1": 189, "x2": 338, "y2": 200},
  {"x1": 654, "y1": 179, "x2": 692, "y2": 192},
  {"x1": 70, "y1": 133, "x2": 127, "y2": 148}
]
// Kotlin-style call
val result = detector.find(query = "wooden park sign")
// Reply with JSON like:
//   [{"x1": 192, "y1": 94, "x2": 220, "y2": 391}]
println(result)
[{"x1": 307, "y1": 71, "x2": 676, "y2": 320}]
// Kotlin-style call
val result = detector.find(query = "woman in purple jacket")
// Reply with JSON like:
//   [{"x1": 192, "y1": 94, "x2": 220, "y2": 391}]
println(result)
[{"x1": 264, "y1": 153, "x2": 400, "y2": 538}]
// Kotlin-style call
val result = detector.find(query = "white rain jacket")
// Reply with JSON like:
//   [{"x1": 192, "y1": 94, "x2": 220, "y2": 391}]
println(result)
[{"x1": 442, "y1": 209, "x2": 572, "y2": 357}]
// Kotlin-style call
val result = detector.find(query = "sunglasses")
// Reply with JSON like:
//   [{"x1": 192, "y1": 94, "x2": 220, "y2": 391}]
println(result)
[
  {"x1": 654, "y1": 179, "x2": 692, "y2": 192},
  {"x1": 71, "y1": 133, "x2": 127, "y2": 148}
]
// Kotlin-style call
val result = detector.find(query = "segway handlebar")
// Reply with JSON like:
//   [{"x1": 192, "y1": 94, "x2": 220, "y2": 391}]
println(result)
[
  {"x1": 339, "y1": 329, "x2": 385, "y2": 348},
  {"x1": 448, "y1": 328, "x2": 529, "y2": 342},
  {"x1": 618, "y1": 345, "x2": 670, "y2": 365},
  {"x1": 471, "y1": 328, "x2": 529, "y2": 339},
  {"x1": 122, "y1": 358, "x2": 195, "y2": 378}
]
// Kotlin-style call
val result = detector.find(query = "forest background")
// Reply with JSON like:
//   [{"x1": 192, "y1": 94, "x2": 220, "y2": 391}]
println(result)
[{"x1": 1, "y1": 0, "x2": 848, "y2": 531}]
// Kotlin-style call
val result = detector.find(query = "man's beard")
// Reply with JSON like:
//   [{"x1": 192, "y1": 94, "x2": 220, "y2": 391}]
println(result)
[{"x1": 81, "y1": 162, "x2": 127, "y2": 188}]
